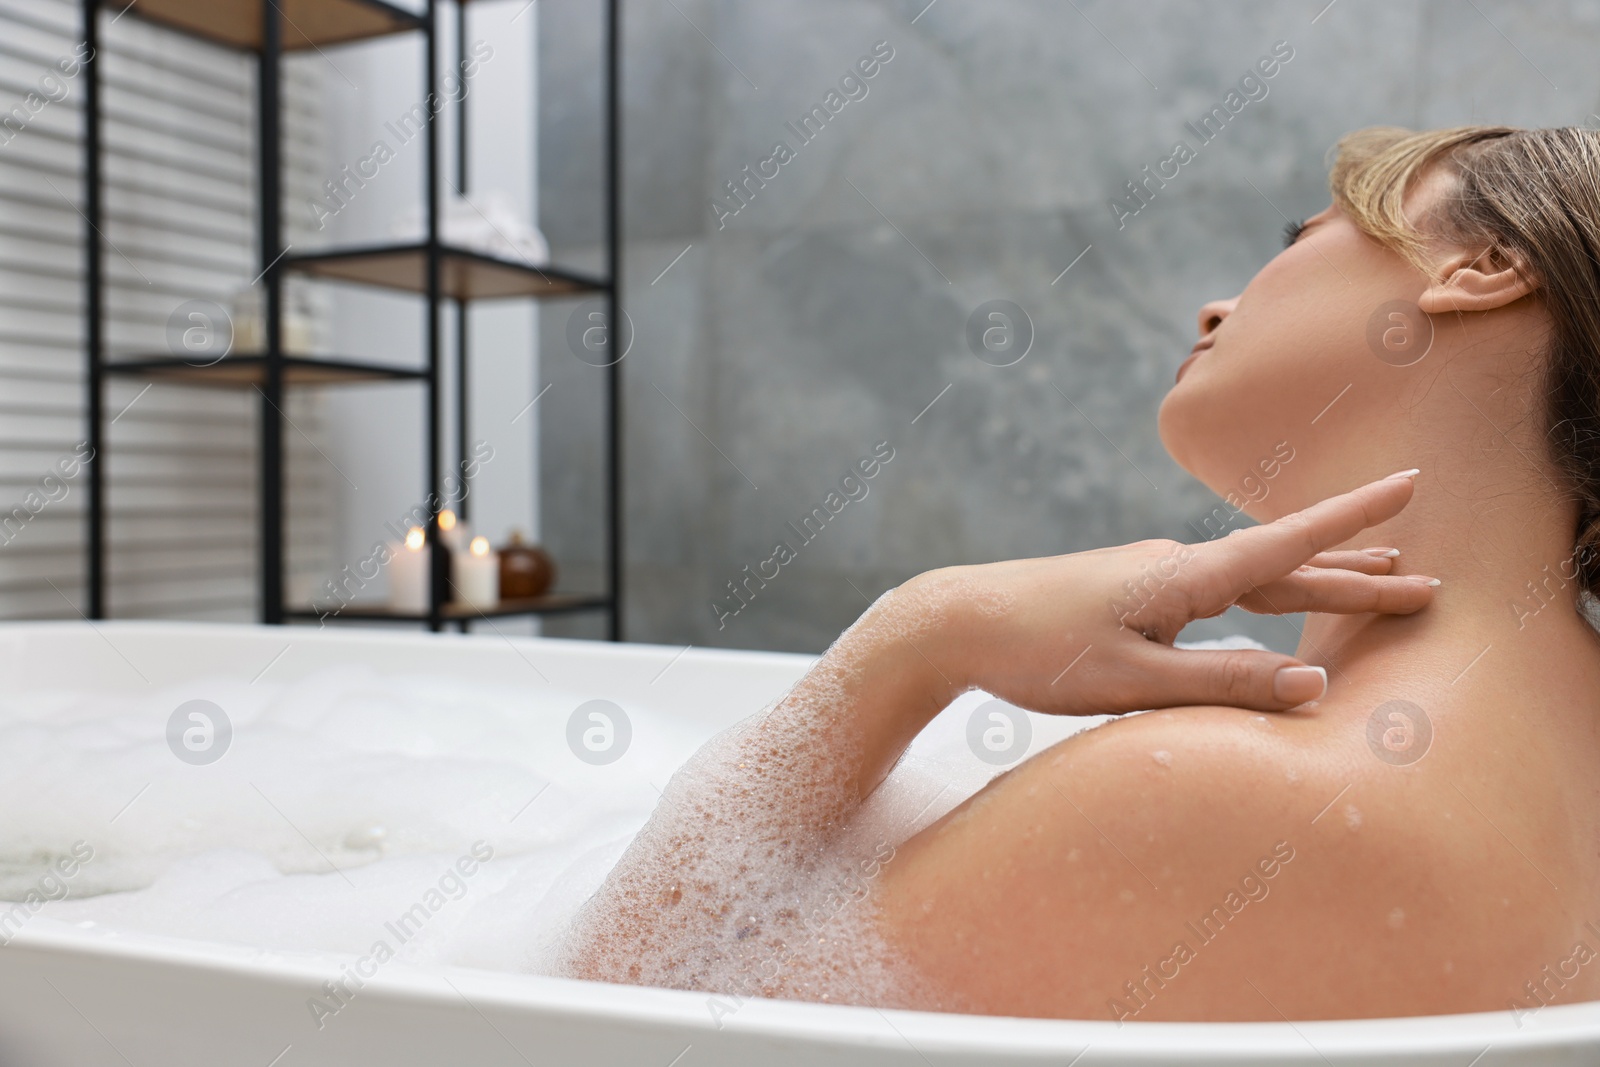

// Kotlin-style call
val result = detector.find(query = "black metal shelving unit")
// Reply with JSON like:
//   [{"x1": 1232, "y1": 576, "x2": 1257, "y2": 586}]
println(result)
[{"x1": 81, "y1": 0, "x2": 623, "y2": 638}]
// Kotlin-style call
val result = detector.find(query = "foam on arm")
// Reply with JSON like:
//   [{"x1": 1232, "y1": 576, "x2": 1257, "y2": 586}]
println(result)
[{"x1": 553, "y1": 580, "x2": 962, "y2": 1006}]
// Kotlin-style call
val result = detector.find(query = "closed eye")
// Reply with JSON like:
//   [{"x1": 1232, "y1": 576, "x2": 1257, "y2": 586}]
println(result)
[{"x1": 1282, "y1": 217, "x2": 1307, "y2": 249}]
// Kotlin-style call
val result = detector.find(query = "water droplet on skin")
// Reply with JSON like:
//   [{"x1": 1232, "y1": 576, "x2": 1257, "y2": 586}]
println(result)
[
  {"x1": 1152, "y1": 750, "x2": 1173, "y2": 767},
  {"x1": 1388, "y1": 907, "x2": 1405, "y2": 929},
  {"x1": 1344, "y1": 804, "x2": 1362, "y2": 830}
]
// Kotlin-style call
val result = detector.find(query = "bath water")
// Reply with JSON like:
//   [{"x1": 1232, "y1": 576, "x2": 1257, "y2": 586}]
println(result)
[{"x1": 0, "y1": 636, "x2": 1264, "y2": 993}]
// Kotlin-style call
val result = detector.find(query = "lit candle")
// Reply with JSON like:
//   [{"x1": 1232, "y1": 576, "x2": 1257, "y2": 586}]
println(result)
[
  {"x1": 388, "y1": 526, "x2": 429, "y2": 613},
  {"x1": 454, "y1": 535, "x2": 498, "y2": 609},
  {"x1": 438, "y1": 508, "x2": 469, "y2": 553}
]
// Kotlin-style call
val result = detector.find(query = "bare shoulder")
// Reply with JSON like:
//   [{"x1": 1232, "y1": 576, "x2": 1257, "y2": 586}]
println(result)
[{"x1": 874, "y1": 701, "x2": 1548, "y2": 1020}]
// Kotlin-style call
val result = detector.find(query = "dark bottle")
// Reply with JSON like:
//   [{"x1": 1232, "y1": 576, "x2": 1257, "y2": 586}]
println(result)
[{"x1": 498, "y1": 529, "x2": 556, "y2": 599}]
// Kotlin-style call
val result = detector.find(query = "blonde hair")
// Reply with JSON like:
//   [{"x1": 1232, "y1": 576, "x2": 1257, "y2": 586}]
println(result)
[{"x1": 1326, "y1": 124, "x2": 1600, "y2": 596}]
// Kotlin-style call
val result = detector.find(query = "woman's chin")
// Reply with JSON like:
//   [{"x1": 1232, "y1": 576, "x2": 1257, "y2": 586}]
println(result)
[
  {"x1": 1157, "y1": 395, "x2": 1257, "y2": 504},
  {"x1": 1156, "y1": 387, "x2": 1201, "y2": 475}
]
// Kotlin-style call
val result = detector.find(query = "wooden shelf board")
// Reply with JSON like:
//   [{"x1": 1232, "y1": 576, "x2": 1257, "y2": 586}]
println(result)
[
  {"x1": 104, "y1": 355, "x2": 425, "y2": 387},
  {"x1": 284, "y1": 243, "x2": 609, "y2": 301},
  {"x1": 117, "y1": 0, "x2": 422, "y2": 51},
  {"x1": 286, "y1": 593, "x2": 612, "y2": 622}
]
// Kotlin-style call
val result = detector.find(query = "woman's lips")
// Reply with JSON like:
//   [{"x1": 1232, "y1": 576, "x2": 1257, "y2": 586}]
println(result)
[{"x1": 1175, "y1": 340, "x2": 1213, "y2": 383}]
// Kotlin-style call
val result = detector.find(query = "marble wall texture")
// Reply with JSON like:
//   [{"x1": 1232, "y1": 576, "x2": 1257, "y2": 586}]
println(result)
[{"x1": 535, "y1": 0, "x2": 1600, "y2": 654}]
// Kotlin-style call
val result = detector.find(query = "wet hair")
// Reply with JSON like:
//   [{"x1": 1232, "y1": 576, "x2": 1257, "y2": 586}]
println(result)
[{"x1": 1326, "y1": 124, "x2": 1600, "y2": 600}]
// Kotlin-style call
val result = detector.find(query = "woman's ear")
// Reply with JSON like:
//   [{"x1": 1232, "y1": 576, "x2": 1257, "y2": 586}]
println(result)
[{"x1": 1416, "y1": 245, "x2": 1537, "y2": 314}]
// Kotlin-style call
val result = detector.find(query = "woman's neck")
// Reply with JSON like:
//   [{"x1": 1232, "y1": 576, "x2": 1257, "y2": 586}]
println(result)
[{"x1": 1295, "y1": 462, "x2": 1600, "y2": 694}]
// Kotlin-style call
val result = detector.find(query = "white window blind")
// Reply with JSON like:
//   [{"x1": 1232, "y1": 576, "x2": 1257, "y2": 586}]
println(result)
[{"x1": 0, "y1": 0, "x2": 332, "y2": 621}]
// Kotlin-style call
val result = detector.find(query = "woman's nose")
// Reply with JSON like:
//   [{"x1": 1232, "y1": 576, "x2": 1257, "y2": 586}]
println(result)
[{"x1": 1196, "y1": 297, "x2": 1239, "y2": 339}]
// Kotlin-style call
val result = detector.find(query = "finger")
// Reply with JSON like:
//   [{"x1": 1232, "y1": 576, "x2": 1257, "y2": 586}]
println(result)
[
  {"x1": 1122, "y1": 643, "x2": 1328, "y2": 713},
  {"x1": 1197, "y1": 472, "x2": 1418, "y2": 611},
  {"x1": 1235, "y1": 570, "x2": 1437, "y2": 615},
  {"x1": 1304, "y1": 549, "x2": 1399, "y2": 576}
]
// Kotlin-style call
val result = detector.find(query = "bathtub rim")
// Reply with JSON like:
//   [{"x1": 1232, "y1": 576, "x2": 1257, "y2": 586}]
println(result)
[{"x1": 8, "y1": 919, "x2": 1596, "y2": 1060}]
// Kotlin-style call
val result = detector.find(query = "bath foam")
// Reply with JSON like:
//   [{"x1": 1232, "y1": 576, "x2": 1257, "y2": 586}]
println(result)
[
  {"x1": 6, "y1": 625, "x2": 1265, "y2": 1007},
  {"x1": 553, "y1": 590, "x2": 1250, "y2": 1010},
  {"x1": 552, "y1": 583, "x2": 987, "y2": 1007},
  {"x1": 552, "y1": 699, "x2": 954, "y2": 1009},
  {"x1": 1, "y1": 661, "x2": 704, "y2": 973}
]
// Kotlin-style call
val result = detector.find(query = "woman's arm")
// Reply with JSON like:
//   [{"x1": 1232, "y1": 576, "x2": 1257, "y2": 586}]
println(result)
[
  {"x1": 555, "y1": 581, "x2": 965, "y2": 1000},
  {"x1": 557, "y1": 472, "x2": 1435, "y2": 1006}
]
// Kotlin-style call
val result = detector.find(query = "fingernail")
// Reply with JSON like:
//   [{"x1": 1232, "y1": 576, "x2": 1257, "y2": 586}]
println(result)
[
  {"x1": 1385, "y1": 468, "x2": 1421, "y2": 481},
  {"x1": 1404, "y1": 574, "x2": 1442, "y2": 586},
  {"x1": 1273, "y1": 665, "x2": 1327, "y2": 705},
  {"x1": 1363, "y1": 547, "x2": 1401, "y2": 558}
]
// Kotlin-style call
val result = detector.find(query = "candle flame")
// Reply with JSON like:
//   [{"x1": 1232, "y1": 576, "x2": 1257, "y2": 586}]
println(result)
[
  {"x1": 439, "y1": 509, "x2": 457, "y2": 531},
  {"x1": 470, "y1": 535, "x2": 490, "y2": 557},
  {"x1": 405, "y1": 527, "x2": 425, "y2": 551}
]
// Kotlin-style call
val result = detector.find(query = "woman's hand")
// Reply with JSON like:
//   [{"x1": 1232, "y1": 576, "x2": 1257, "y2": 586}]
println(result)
[{"x1": 908, "y1": 469, "x2": 1435, "y2": 715}]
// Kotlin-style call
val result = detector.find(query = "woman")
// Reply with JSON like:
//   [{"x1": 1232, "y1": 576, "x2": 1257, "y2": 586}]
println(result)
[{"x1": 558, "y1": 125, "x2": 1600, "y2": 1022}]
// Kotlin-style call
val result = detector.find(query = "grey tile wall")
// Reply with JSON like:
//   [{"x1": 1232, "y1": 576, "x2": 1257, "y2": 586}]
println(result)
[{"x1": 535, "y1": 0, "x2": 1600, "y2": 654}]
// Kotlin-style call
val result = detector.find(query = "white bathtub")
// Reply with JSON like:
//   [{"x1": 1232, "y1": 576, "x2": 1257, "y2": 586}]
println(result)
[{"x1": 0, "y1": 620, "x2": 1596, "y2": 1066}]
